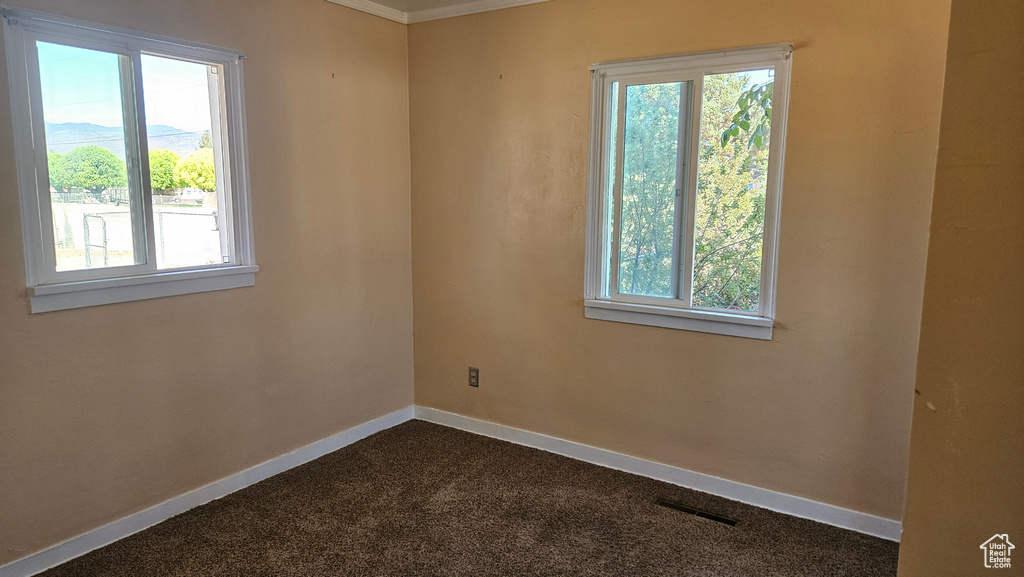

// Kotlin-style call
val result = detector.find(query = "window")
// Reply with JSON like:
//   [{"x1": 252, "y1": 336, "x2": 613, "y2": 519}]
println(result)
[
  {"x1": 584, "y1": 45, "x2": 792, "y2": 340},
  {"x1": 3, "y1": 8, "x2": 256, "y2": 313}
]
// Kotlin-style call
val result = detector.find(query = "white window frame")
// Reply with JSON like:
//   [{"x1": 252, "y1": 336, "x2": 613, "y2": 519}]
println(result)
[
  {"x1": 3, "y1": 7, "x2": 257, "y2": 313},
  {"x1": 583, "y1": 44, "x2": 792, "y2": 340}
]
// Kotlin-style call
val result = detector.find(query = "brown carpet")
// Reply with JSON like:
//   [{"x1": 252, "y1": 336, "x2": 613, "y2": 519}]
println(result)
[{"x1": 39, "y1": 420, "x2": 898, "y2": 576}]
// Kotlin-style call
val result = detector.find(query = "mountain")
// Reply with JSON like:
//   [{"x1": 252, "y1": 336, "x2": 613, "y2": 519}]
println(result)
[{"x1": 44, "y1": 122, "x2": 205, "y2": 160}]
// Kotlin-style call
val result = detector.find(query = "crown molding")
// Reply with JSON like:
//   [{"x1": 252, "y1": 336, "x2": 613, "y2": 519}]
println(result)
[
  {"x1": 406, "y1": 0, "x2": 550, "y2": 23},
  {"x1": 325, "y1": 0, "x2": 408, "y2": 23},
  {"x1": 325, "y1": 0, "x2": 551, "y2": 25}
]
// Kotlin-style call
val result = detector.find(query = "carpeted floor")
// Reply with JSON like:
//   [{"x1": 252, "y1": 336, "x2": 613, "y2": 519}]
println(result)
[{"x1": 39, "y1": 420, "x2": 899, "y2": 576}]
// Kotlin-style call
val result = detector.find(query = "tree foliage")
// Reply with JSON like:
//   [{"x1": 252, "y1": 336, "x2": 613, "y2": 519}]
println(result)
[
  {"x1": 615, "y1": 73, "x2": 770, "y2": 312},
  {"x1": 617, "y1": 82, "x2": 681, "y2": 297},
  {"x1": 149, "y1": 149, "x2": 182, "y2": 193},
  {"x1": 48, "y1": 145, "x2": 217, "y2": 198},
  {"x1": 693, "y1": 73, "x2": 769, "y2": 311},
  {"x1": 47, "y1": 151, "x2": 69, "y2": 193},
  {"x1": 47, "y1": 151, "x2": 74, "y2": 246},
  {"x1": 721, "y1": 81, "x2": 773, "y2": 150},
  {"x1": 59, "y1": 145, "x2": 127, "y2": 195},
  {"x1": 198, "y1": 130, "x2": 213, "y2": 149},
  {"x1": 174, "y1": 148, "x2": 217, "y2": 191}
]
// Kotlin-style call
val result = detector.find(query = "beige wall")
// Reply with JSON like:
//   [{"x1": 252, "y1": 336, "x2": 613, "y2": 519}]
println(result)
[
  {"x1": 0, "y1": 0, "x2": 413, "y2": 565},
  {"x1": 409, "y1": 0, "x2": 950, "y2": 520},
  {"x1": 898, "y1": 1, "x2": 1024, "y2": 573},
  {"x1": 7, "y1": 0, "x2": 996, "y2": 566}
]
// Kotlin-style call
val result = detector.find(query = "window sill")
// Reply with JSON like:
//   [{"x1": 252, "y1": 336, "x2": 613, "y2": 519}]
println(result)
[
  {"x1": 584, "y1": 299, "x2": 773, "y2": 340},
  {"x1": 29, "y1": 265, "x2": 258, "y2": 313}
]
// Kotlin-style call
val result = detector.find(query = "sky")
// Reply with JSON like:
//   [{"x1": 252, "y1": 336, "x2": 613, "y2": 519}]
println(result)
[
  {"x1": 748, "y1": 68, "x2": 773, "y2": 85},
  {"x1": 37, "y1": 41, "x2": 214, "y2": 134}
]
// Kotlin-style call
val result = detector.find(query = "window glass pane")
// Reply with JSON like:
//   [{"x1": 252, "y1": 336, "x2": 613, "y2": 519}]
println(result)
[
  {"x1": 692, "y1": 69, "x2": 773, "y2": 312},
  {"x1": 140, "y1": 54, "x2": 228, "y2": 269},
  {"x1": 617, "y1": 82, "x2": 681, "y2": 297},
  {"x1": 38, "y1": 42, "x2": 140, "y2": 271}
]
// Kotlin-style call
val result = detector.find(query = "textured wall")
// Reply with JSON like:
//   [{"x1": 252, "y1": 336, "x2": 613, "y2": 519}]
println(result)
[
  {"x1": 898, "y1": 0, "x2": 1024, "y2": 573},
  {"x1": 409, "y1": 0, "x2": 950, "y2": 520},
  {"x1": 0, "y1": 0, "x2": 413, "y2": 564}
]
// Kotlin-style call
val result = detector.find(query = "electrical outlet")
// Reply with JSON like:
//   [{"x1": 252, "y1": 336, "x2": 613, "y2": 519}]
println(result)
[{"x1": 468, "y1": 367, "x2": 480, "y2": 388}]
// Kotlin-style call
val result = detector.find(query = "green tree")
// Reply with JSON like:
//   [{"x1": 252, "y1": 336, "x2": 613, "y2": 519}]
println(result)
[
  {"x1": 721, "y1": 81, "x2": 773, "y2": 150},
  {"x1": 62, "y1": 145, "x2": 128, "y2": 197},
  {"x1": 148, "y1": 149, "x2": 181, "y2": 193},
  {"x1": 47, "y1": 151, "x2": 74, "y2": 247},
  {"x1": 617, "y1": 82, "x2": 682, "y2": 297},
  {"x1": 174, "y1": 148, "x2": 216, "y2": 191},
  {"x1": 197, "y1": 130, "x2": 213, "y2": 149},
  {"x1": 47, "y1": 151, "x2": 69, "y2": 195},
  {"x1": 616, "y1": 73, "x2": 770, "y2": 311},
  {"x1": 693, "y1": 73, "x2": 770, "y2": 311}
]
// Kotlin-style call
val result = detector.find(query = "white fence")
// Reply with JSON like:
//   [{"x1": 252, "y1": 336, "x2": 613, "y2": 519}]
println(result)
[{"x1": 51, "y1": 197, "x2": 224, "y2": 270}]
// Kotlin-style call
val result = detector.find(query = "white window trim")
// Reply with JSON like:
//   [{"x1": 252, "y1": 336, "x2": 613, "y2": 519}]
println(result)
[
  {"x1": 2, "y1": 7, "x2": 257, "y2": 313},
  {"x1": 583, "y1": 44, "x2": 793, "y2": 340}
]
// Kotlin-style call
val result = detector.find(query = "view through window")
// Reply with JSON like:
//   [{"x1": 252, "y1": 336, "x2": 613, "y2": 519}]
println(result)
[
  {"x1": 586, "y1": 46, "x2": 791, "y2": 337},
  {"x1": 38, "y1": 42, "x2": 228, "y2": 272},
  {"x1": 692, "y1": 69, "x2": 772, "y2": 312},
  {"x1": 614, "y1": 69, "x2": 773, "y2": 312}
]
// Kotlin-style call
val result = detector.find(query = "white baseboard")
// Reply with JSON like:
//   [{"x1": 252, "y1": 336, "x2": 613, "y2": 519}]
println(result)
[
  {"x1": 414, "y1": 406, "x2": 903, "y2": 542},
  {"x1": 0, "y1": 406, "x2": 415, "y2": 577},
  {"x1": 3, "y1": 403, "x2": 902, "y2": 577}
]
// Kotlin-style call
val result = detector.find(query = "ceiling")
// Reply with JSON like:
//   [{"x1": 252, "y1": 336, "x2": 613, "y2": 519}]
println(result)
[{"x1": 326, "y1": 0, "x2": 550, "y2": 24}]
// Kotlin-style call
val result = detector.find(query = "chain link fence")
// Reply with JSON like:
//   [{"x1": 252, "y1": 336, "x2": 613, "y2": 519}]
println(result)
[{"x1": 51, "y1": 194, "x2": 223, "y2": 271}]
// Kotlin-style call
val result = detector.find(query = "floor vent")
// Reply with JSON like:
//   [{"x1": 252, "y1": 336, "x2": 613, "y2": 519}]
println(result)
[{"x1": 655, "y1": 498, "x2": 740, "y2": 526}]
